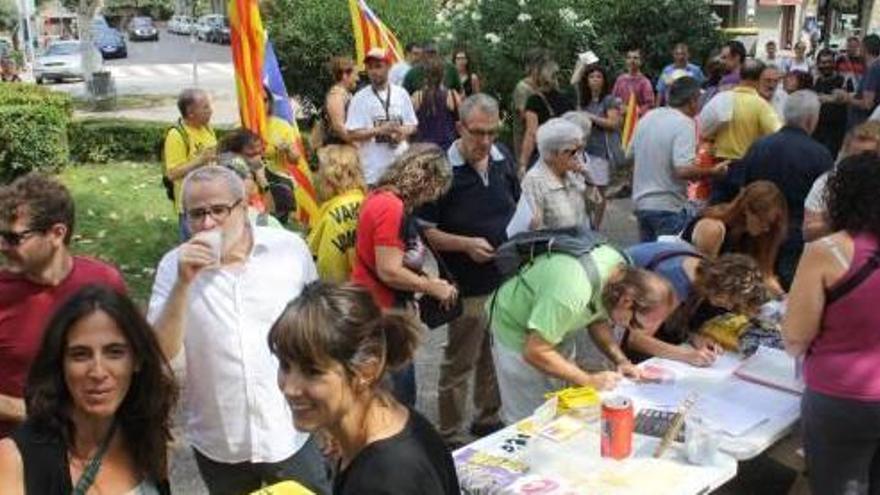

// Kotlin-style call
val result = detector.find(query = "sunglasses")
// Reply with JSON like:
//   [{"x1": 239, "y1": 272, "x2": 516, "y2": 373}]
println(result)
[
  {"x1": 0, "y1": 228, "x2": 43, "y2": 247},
  {"x1": 462, "y1": 125, "x2": 498, "y2": 139}
]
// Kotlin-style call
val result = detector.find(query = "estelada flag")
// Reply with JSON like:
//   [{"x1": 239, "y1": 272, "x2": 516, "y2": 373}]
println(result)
[
  {"x1": 349, "y1": 0, "x2": 404, "y2": 70},
  {"x1": 229, "y1": 0, "x2": 319, "y2": 227},
  {"x1": 621, "y1": 92, "x2": 638, "y2": 152}
]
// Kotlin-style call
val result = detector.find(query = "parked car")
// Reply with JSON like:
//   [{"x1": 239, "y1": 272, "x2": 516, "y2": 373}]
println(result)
[
  {"x1": 207, "y1": 17, "x2": 230, "y2": 44},
  {"x1": 128, "y1": 16, "x2": 159, "y2": 41},
  {"x1": 195, "y1": 14, "x2": 224, "y2": 41},
  {"x1": 168, "y1": 15, "x2": 192, "y2": 34},
  {"x1": 93, "y1": 28, "x2": 127, "y2": 59},
  {"x1": 34, "y1": 40, "x2": 102, "y2": 84}
]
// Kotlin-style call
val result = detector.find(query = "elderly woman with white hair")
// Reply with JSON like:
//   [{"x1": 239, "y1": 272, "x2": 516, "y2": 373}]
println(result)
[{"x1": 521, "y1": 116, "x2": 596, "y2": 230}]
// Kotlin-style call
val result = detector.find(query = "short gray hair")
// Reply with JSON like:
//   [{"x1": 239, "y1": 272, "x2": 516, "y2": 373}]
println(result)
[
  {"x1": 536, "y1": 118, "x2": 584, "y2": 158},
  {"x1": 561, "y1": 111, "x2": 592, "y2": 142},
  {"x1": 783, "y1": 90, "x2": 821, "y2": 129},
  {"x1": 182, "y1": 165, "x2": 246, "y2": 209},
  {"x1": 177, "y1": 87, "x2": 208, "y2": 117},
  {"x1": 459, "y1": 93, "x2": 499, "y2": 122}
]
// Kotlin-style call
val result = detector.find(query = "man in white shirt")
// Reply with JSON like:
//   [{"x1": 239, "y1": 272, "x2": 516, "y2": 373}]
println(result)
[
  {"x1": 147, "y1": 166, "x2": 328, "y2": 495},
  {"x1": 389, "y1": 42, "x2": 422, "y2": 86},
  {"x1": 346, "y1": 47, "x2": 418, "y2": 185}
]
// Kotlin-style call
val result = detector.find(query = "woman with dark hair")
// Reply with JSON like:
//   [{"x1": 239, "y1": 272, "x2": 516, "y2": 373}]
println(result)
[
  {"x1": 783, "y1": 153, "x2": 880, "y2": 495},
  {"x1": 572, "y1": 63, "x2": 623, "y2": 226},
  {"x1": 0, "y1": 285, "x2": 177, "y2": 495},
  {"x1": 452, "y1": 49, "x2": 480, "y2": 97},
  {"x1": 412, "y1": 57, "x2": 461, "y2": 150},
  {"x1": 350, "y1": 143, "x2": 457, "y2": 405},
  {"x1": 518, "y1": 57, "x2": 574, "y2": 175},
  {"x1": 679, "y1": 180, "x2": 788, "y2": 294},
  {"x1": 783, "y1": 69, "x2": 814, "y2": 93},
  {"x1": 269, "y1": 281, "x2": 460, "y2": 495}
]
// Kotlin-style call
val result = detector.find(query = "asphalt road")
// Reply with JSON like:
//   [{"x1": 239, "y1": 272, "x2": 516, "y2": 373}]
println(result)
[
  {"x1": 106, "y1": 28, "x2": 231, "y2": 66},
  {"x1": 46, "y1": 28, "x2": 235, "y2": 98}
]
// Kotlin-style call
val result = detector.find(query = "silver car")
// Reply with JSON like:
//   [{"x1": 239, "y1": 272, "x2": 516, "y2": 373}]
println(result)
[{"x1": 34, "y1": 41, "x2": 102, "y2": 84}]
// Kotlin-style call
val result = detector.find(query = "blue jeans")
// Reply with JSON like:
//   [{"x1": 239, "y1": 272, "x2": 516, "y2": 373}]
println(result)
[{"x1": 635, "y1": 209, "x2": 690, "y2": 242}]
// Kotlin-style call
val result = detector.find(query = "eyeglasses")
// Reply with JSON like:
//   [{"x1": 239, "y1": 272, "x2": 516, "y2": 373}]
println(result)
[
  {"x1": 185, "y1": 200, "x2": 242, "y2": 224},
  {"x1": 462, "y1": 125, "x2": 498, "y2": 139},
  {"x1": 0, "y1": 228, "x2": 43, "y2": 247}
]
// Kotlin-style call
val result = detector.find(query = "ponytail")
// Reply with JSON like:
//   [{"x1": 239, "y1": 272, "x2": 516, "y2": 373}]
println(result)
[{"x1": 379, "y1": 310, "x2": 421, "y2": 371}]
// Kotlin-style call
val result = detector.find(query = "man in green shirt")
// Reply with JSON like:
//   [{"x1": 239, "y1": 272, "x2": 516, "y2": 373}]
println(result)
[{"x1": 488, "y1": 245, "x2": 675, "y2": 422}]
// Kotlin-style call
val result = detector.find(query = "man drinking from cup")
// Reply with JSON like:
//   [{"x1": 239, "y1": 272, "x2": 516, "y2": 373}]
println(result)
[{"x1": 147, "y1": 166, "x2": 330, "y2": 494}]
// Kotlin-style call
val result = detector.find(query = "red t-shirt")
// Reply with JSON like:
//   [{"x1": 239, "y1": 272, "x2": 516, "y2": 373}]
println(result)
[
  {"x1": 350, "y1": 191, "x2": 406, "y2": 309},
  {"x1": 0, "y1": 256, "x2": 126, "y2": 437}
]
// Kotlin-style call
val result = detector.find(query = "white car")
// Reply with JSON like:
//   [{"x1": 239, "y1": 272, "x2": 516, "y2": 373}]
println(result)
[
  {"x1": 34, "y1": 41, "x2": 102, "y2": 84},
  {"x1": 195, "y1": 14, "x2": 224, "y2": 41},
  {"x1": 169, "y1": 15, "x2": 194, "y2": 34}
]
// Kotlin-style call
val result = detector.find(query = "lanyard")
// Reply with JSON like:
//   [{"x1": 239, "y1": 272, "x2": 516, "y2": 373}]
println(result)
[{"x1": 371, "y1": 85, "x2": 392, "y2": 120}]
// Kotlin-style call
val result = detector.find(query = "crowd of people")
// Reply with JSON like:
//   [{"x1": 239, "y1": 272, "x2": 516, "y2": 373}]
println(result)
[{"x1": 2, "y1": 33, "x2": 880, "y2": 495}]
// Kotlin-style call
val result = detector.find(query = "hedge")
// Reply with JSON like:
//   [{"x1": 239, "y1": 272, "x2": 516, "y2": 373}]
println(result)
[
  {"x1": 68, "y1": 119, "x2": 174, "y2": 164},
  {"x1": 0, "y1": 83, "x2": 73, "y2": 117},
  {"x1": 0, "y1": 105, "x2": 69, "y2": 181}
]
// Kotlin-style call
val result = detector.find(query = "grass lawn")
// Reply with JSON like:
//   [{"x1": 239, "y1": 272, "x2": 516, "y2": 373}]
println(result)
[{"x1": 59, "y1": 162, "x2": 178, "y2": 304}]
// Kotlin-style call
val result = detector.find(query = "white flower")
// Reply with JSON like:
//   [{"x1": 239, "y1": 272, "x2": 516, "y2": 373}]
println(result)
[
  {"x1": 471, "y1": 11, "x2": 482, "y2": 21},
  {"x1": 517, "y1": 13, "x2": 532, "y2": 23},
  {"x1": 436, "y1": 11, "x2": 447, "y2": 23},
  {"x1": 444, "y1": 32, "x2": 454, "y2": 40},
  {"x1": 558, "y1": 7, "x2": 578, "y2": 25},
  {"x1": 577, "y1": 18, "x2": 594, "y2": 29},
  {"x1": 484, "y1": 32, "x2": 501, "y2": 44},
  {"x1": 517, "y1": 0, "x2": 527, "y2": 6}
]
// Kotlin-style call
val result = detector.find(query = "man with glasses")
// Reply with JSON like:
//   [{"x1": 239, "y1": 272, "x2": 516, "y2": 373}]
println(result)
[
  {"x1": 0, "y1": 173, "x2": 125, "y2": 438},
  {"x1": 487, "y1": 246, "x2": 675, "y2": 423},
  {"x1": 631, "y1": 76, "x2": 728, "y2": 241},
  {"x1": 147, "y1": 166, "x2": 329, "y2": 494},
  {"x1": 417, "y1": 94, "x2": 519, "y2": 449}
]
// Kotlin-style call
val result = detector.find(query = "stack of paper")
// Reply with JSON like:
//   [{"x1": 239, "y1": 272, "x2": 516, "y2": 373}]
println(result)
[{"x1": 734, "y1": 346, "x2": 804, "y2": 394}]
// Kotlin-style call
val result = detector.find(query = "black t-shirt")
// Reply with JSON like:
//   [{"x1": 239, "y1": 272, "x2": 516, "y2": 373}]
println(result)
[
  {"x1": 813, "y1": 74, "x2": 848, "y2": 157},
  {"x1": 524, "y1": 89, "x2": 574, "y2": 125},
  {"x1": 333, "y1": 408, "x2": 460, "y2": 495}
]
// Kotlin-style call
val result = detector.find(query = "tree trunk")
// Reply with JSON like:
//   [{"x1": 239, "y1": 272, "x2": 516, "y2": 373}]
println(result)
[{"x1": 77, "y1": 0, "x2": 103, "y2": 90}]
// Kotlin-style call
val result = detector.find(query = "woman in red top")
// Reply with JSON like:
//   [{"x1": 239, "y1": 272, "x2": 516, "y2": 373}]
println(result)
[{"x1": 350, "y1": 143, "x2": 457, "y2": 405}]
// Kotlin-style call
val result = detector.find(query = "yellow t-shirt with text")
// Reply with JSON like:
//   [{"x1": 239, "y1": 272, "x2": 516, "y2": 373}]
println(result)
[
  {"x1": 307, "y1": 189, "x2": 365, "y2": 283},
  {"x1": 163, "y1": 123, "x2": 217, "y2": 213}
]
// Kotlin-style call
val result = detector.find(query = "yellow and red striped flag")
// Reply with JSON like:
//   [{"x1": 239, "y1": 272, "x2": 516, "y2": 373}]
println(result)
[
  {"x1": 621, "y1": 92, "x2": 639, "y2": 152},
  {"x1": 229, "y1": 0, "x2": 319, "y2": 227},
  {"x1": 349, "y1": 0, "x2": 404, "y2": 71}
]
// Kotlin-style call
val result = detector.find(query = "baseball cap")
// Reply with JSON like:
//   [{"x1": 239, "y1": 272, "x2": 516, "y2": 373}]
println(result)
[{"x1": 364, "y1": 47, "x2": 390, "y2": 63}]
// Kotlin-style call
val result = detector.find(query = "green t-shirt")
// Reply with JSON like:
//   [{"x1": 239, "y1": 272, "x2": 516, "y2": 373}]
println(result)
[{"x1": 488, "y1": 246, "x2": 626, "y2": 352}]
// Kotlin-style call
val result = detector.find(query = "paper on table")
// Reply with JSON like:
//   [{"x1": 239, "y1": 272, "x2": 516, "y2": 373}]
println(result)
[
  {"x1": 693, "y1": 393, "x2": 769, "y2": 436},
  {"x1": 734, "y1": 346, "x2": 804, "y2": 394},
  {"x1": 506, "y1": 196, "x2": 534, "y2": 238}
]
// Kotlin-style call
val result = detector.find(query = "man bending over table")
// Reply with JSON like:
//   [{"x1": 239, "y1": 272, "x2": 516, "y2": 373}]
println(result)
[{"x1": 487, "y1": 244, "x2": 675, "y2": 423}]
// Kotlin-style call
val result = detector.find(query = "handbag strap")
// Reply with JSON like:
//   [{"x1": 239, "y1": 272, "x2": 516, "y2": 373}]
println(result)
[
  {"x1": 826, "y1": 250, "x2": 880, "y2": 306},
  {"x1": 415, "y1": 224, "x2": 458, "y2": 285},
  {"x1": 71, "y1": 422, "x2": 117, "y2": 495}
]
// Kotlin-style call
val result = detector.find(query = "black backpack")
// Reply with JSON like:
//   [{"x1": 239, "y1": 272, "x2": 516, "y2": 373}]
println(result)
[
  {"x1": 159, "y1": 122, "x2": 190, "y2": 202},
  {"x1": 490, "y1": 226, "x2": 628, "y2": 317}
]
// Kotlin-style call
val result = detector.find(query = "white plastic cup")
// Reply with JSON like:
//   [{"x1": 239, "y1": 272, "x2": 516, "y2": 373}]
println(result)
[
  {"x1": 198, "y1": 229, "x2": 223, "y2": 267},
  {"x1": 685, "y1": 415, "x2": 721, "y2": 466}
]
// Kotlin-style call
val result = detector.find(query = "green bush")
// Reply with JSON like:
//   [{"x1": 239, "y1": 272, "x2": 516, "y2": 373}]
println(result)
[
  {"x1": 69, "y1": 119, "x2": 170, "y2": 163},
  {"x1": 68, "y1": 118, "x2": 239, "y2": 164},
  {"x1": 0, "y1": 104, "x2": 69, "y2": 181},
  {"x1": 264, "y1": 0, "x2": 440, "y2": 109},
  {"x1": 0, "y1": 83, "x2": 74, "y2": 117}
]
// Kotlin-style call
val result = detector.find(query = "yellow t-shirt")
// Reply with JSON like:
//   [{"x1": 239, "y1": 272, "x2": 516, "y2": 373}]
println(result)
[
  {"x1": 307, "y1": 189, "x2": 365, "y2": 283},
  {"x1": 264, "y1": 116, "x2": 297, "y2": 176},
  {"x1": 163, "y1": 123, "x2": 217, "y2": 213},
  {"x1": 714, "y1": 86, "x2": 782, "y2": 160}
]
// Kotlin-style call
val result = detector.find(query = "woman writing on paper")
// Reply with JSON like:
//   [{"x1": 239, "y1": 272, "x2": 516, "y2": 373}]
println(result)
[{"x1": 783, "y1": 153, "x2": 880, "y2": 495}]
